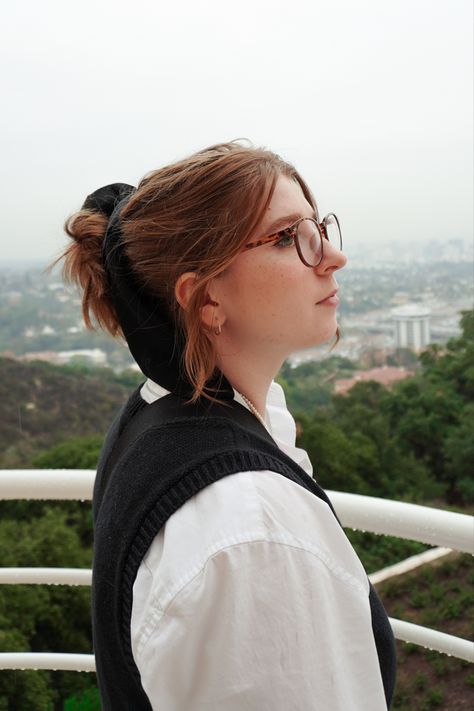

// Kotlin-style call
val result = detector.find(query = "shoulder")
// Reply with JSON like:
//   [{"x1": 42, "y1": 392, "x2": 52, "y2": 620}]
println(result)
[
  {"x1": 132, "y1": 470, "x2": 372, "y2": 672},
  {"x1": 133, "y1": 470, "x2": 368, "y2": 623}
]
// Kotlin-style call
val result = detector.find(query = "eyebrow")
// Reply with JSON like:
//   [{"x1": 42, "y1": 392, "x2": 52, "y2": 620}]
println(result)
[{"x1": 265, "y1": 210, "x2": 317, "y2": 235}]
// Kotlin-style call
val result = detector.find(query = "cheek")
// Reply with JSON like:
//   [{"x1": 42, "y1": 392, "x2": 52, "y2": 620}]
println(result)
[
  {"x1": 221, "y1": 256, "x2": 310, "y2": 324},
  {"x1": 250, "y1": 267, "x2": 308, "y2": 326},
  {"x1": 248, "y1": 264, "x2": 288, "y2": 303}
]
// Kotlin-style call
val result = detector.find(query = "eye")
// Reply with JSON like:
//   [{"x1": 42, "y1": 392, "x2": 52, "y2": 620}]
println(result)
[{"x1": 274, "y1": 230, "x2": 295, "y2": 248}]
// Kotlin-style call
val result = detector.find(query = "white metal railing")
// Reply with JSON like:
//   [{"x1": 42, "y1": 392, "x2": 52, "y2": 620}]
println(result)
[
  {"x1": 327, "y1": 490, "x2": 473, "y2": 553},
  {"x1": 0, "y1": 567, "x2": 92, "y2": 585},
  {"x1": 0, "y1": 469, "x2": 473, "y2": 672},
  {"x1": 0, "y1": 468, "x2": 95, "y2": 500},
  {"x1": 0, "y1": 652, "x2": 96, "y2": 672}
]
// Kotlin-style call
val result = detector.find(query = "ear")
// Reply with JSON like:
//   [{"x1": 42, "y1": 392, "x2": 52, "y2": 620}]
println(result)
[
  {"x1": 174, "y1": 272, "x2": 197, "y2": 311},
  {"x1": 174, "y1": 273, "x2": 225, "y2": 331}
]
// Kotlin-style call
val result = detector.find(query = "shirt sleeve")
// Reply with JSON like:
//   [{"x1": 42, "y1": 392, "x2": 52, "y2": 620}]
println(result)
[{"x1": 134, "y1": 536, "x2": 387, "y2": 711}]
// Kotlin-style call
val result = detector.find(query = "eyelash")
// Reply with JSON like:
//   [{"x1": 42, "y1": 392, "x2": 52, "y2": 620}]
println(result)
[{"x1": 274, "y1": 230, "x2": 296, "y2": 248}]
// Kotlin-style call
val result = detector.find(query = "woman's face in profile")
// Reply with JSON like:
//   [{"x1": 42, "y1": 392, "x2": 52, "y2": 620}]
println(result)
[{"x1": 211, "y1": 174, "x2": 347, "y2": 359}]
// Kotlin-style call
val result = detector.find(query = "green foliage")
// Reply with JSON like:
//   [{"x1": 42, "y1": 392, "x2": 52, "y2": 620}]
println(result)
[
  {"x1": 0, "y1": 508, "x2": 95, "y2": 706},
  {"x1": 442, "y1": 402, "x2": 474, "y2": 498},
  {"x1": 0, "y1": 504, "x2": 95, "y2": 706},
  {"x1": 381, "y1": 554, "x2": 473, "y2": 710},
  {"x1": 421, "y1": 688, "x2": 444, "y2": 709},
  {"x1": 32, "y1": 436, "x2": 103, "y2": 470},
  {"x1": 277, "y1": 356, "x2": 355, "y2": 412},
  {"x1": 0, "y1": 671, "x2": 55, "y2": 711},
  {"x1": 346, "y1": 530, "x2": 430, "y2": 573},
  {"x1": 413, "y1": 672, "x2": 427, "y2": 690},
  {"x1": 419, "y1": 311, "x2": 474, "y2": 400},
  {"x1": 64, "y1": 686, "x2": 101, "y2": 710},
  {"x1": 297, "y1": 380, "x2": 442, "y2": 503},
  {"x1": 296, "y1": 412, "x2": 368, "y2": 494},
  {"x1": 292, "y1": 310, "x2": 474, "y2": 504}
]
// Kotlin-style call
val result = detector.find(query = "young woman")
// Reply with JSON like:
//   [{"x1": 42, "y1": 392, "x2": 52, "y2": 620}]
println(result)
[{"x1": 59, "y1": 141, "x2": 396, "y2": 710}]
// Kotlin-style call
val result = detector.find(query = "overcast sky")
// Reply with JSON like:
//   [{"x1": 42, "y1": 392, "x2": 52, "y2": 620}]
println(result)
[{"x1": 1, "y1": 0, "x2": 472, "y2": 262}]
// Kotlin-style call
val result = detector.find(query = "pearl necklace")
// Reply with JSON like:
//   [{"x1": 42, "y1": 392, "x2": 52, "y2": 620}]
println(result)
[{"x1": 236, "y1": 390, "x2": 269, "y2": 432}]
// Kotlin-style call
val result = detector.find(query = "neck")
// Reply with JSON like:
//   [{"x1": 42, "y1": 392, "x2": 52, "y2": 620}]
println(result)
[{"x1": 216, "y1": 345, "x2": 285, "y2": 417}]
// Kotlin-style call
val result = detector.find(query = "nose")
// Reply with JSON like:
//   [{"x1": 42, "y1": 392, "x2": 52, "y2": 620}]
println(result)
[{"x1": 314, "y1": 240, "x2": 347, "y2": 275}]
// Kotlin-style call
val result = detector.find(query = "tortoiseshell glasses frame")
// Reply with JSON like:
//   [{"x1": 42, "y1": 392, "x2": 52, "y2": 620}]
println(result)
[{"x1": 243, "y1": 213, "x2": 343, "y2": 268}]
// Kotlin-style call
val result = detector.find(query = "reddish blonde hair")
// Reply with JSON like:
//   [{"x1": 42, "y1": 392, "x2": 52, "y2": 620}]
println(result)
[{"x1": 56, "y1": 141, "x2": 318, "y2": 400}]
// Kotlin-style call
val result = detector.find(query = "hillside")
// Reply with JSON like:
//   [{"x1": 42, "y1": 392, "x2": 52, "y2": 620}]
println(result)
[
  {"x1": 1, "y1": 310, "x2": 473, "y2": 510},
  {"x1": 376, "y1": 553, "x2": 473, "y2": 710},
  {"x1": 0, "y1": 358, "x2": 142, "y2": 468}
]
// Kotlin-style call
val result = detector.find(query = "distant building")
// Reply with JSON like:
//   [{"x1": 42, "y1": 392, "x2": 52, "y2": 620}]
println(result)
[
  {"x1": 335, "y1": 366, "x2": 413, "y2": 395},
  {"x1": 19, "y1": 351, "x2": 62, "y2": 364},
  {"x1": 18, "y1": 348, "x2": 107, "y2": 367},
  {"x1": 391, "y1": 303, "x2": 431, "y2": 351},
  {"x1": 56, "y1": 348, "x2": 107, "y2": 366}
]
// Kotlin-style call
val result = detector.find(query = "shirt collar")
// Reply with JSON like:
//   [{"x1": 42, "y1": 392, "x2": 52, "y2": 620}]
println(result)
[
  {"x1": 140, "y1": 377, "x2": 313, "y2": 478},
  {"x1": 141, "y1": 378, "x2": 293, "y2": 445}
]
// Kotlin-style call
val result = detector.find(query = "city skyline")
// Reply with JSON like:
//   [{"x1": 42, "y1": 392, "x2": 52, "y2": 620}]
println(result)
[{"x1": 2, "y1": 259, "x2": 471, "y2": 374}]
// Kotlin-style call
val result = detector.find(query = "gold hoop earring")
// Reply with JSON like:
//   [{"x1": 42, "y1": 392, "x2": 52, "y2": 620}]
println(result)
[{"x1": 214, "y1": 318, "x2": 222, "y2": 336}]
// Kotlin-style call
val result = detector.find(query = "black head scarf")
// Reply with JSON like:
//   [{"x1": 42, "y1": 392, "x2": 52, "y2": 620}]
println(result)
[{"x1": 82, "y1": 183, "x2": 233, "y2": 401}]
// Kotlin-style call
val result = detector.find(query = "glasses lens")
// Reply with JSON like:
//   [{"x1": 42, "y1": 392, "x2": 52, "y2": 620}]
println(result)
[
  {"x1": 323, "y1": 214, "x2": 342, "y2": 251},
  {"x1": 297, "y1": 219, "x2": 321, "y2": 266}
]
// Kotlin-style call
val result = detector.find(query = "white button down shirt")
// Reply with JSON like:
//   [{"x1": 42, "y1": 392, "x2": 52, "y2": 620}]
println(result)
[{"x1": 131, "y1": 380, "x2": 388, "y2": 710}]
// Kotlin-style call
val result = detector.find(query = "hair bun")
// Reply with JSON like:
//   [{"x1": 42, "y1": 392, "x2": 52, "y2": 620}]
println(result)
[{"x1": 82, "y1": 183, "x2": 135, "y2": 218}]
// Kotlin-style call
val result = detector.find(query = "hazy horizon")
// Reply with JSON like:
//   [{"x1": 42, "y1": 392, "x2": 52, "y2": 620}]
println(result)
[{"x1": 1, "y1": 0, "x2": 472, "y2": 261}]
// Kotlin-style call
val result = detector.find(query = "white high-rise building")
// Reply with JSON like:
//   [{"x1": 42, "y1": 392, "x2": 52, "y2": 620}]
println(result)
[{"x1": 391, "y1": 304, "x2": 431, "y2": 351}]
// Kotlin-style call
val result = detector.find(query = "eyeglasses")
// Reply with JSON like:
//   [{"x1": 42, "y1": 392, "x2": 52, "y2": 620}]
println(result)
[{"x1": 243, "y1": 213, "x2": 343, "y2": 268}]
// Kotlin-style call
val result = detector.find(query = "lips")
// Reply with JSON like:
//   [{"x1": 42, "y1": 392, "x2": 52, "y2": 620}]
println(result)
[{"x1": 316, "y1": 289, "x2": 339, "y2": 305}]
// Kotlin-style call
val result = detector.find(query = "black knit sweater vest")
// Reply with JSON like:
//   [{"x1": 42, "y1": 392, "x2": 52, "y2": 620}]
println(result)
[{"x1": 92, "y1": 387, "x2": 396, "y2": 710}]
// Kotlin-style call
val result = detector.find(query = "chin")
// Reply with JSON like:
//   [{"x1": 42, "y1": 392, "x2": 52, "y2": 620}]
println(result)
[
  {"x1": 286, "y1": 318, "x2": 340, "y2": 353},
  {"x1": 310, "y1": 320, "x2": 340, "y2": 348}
]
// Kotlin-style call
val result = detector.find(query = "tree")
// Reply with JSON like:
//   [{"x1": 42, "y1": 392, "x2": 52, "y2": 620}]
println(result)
[
  {"x1": 297, "y1": 413, "x2": 369, "y2": 494},
  {"x1": 0, "y1": 511, "x2": 96, "y2": 710},
  {"x1": 32, "y1": 436, "x2": 103, "y2": 470},
  {"x1": 419, "y1": 310, "x2": 474, "y2": 400},
  {"x1": 0, "y1": 435, "x2": 103, "y2": 709},
  {"x1": 442, "y1": 403, "x2": 474, "y2": 503}
]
